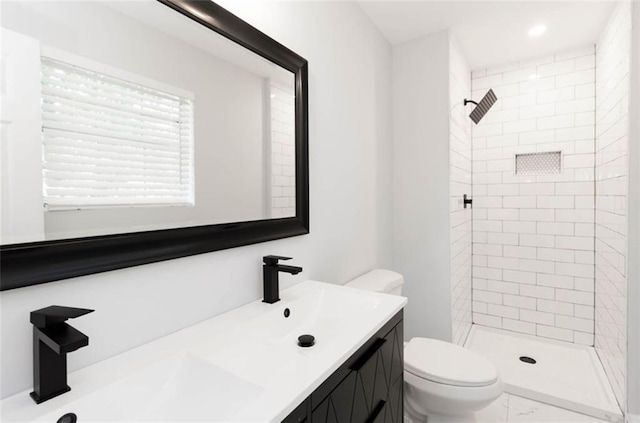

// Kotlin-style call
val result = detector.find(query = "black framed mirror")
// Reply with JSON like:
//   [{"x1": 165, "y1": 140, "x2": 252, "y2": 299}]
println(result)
[{"x1": 0, "y1": 0, "x2": 309, "y2": 290}]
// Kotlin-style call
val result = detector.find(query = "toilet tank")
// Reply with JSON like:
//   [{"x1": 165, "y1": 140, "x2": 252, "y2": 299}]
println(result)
[{"x1": 345, "y1": 269, "x2": 404, "y2": 295}]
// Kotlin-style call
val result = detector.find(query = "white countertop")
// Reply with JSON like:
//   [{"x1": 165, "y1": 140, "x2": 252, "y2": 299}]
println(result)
[{"x1": 1, "y1": 280, "x2": 406, "y2": 422}]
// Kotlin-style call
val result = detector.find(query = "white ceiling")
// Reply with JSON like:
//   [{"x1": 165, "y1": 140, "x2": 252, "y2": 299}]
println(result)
[{"x1": 357, "y1": 1, "x2": 616, "y2": 70}]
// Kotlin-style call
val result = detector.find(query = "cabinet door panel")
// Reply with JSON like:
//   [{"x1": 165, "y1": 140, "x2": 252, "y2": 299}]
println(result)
[
  {"x1": 357, "y1": 347, "x2": 378, "y2": 413},
  {"x1": 311, "y1": 396, "x2": 329, "y2": 423},
  {"x1": 372, "y1": 352, "x2": 389, "y2": 409},
  {"x1": 379, "y1": 332, "x2": 395, "y2": 387},
  {"x1": 387, "y1": 377, "x2": 403, "y2": 423},
  {"x1": 328, "y1": 371, "x2": 356, "y2": 421},
  {"x1": 366, "y1": 400, "x2": 386, "y2": 423},
  {"x1": 389, "y1": 324, "x2": 404, "y2": 385},
  {"x1": 350, "y1": 374, "x2": 371, "y2": 423},
  {"x1": 312, "y1": 371, "x2": 359, "y2": 423}
]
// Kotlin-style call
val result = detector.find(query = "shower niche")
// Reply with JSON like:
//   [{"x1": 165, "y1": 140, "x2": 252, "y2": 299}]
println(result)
[{"x1": 515, "y1": 151, "x2": 562, "y2": 175}]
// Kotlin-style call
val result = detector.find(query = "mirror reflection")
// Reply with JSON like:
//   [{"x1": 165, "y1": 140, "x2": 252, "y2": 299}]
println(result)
[{"x1": 1, "y1": 0, "x2": 296, "y2": 245}]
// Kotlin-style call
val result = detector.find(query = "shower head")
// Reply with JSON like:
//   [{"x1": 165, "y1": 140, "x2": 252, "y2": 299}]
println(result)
[{"x1": 464, "y1": 89, "x2": 497, "y2": 124}]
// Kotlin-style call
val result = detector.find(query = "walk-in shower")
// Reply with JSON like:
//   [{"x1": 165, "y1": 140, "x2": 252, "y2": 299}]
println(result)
[{"x1": 458, "y1": 3, "x2": 633, "y2": 421}]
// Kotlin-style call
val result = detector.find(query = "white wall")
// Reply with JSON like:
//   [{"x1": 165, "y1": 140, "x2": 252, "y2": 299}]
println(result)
[
  {"x1": 627, "y1": 2, "x2": 640, "y2": 417},
  {"x1": 470, "y1": 47, "x2": 597, "y2": 345},
  {"x1": 0, "y1": 29, "x2": 45, "y2": 245},
  {"x1": 449, "y1": 38, "x2": 473, "y2": 346},
  {"x1": 392, "y1": 30, "x2": 453, "y2": 342},
  {"x1": 594, "y1": 1, "x2": 633, "y2": 410},
  {"x1": 0, "y1": 0, "x2": 393, "y2": 399}
]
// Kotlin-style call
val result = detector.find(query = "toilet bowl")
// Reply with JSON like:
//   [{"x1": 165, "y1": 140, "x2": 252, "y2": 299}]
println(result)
[
  {"x1": 345, "y1": 269, "x2": 503, "y2": 423},
  {"x1": 403, "y1": 337, "x2": 503, "y2": 422}
]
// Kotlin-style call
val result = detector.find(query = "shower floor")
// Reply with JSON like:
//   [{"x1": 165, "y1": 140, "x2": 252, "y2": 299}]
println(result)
[{"x1": 464, "y1": 325, "x2": 623, "y2": 423}]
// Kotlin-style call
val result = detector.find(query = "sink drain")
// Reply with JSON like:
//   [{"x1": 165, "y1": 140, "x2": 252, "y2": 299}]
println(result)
[
  {"x1": 298, "y1": 334, "x2": 315, "y2": 348},
  {"x1": 519, "y1": 356, "x2": 536, "y2": 364},
  {"x1": 57, "y1": 413, "x2": 77, "y2": 423}
]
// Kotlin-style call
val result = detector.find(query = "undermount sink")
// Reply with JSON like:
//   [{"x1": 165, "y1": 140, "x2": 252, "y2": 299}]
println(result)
[{"x1": 1, "y1": 280, "x2": 407, "y2": 422}]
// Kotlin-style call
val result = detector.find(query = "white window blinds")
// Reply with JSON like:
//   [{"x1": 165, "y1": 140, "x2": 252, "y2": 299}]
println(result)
[{"x1": 41, "y1": 56, "x2": 194, "y2": 210}]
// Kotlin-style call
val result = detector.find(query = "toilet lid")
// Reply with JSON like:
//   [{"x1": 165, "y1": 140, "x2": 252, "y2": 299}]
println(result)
[
  {"x1": 404, "y1": 338, "x2": 499, "y2": 387},
  {"x1": 345, "y1": 269, "x2": 404, "y2": 293}
]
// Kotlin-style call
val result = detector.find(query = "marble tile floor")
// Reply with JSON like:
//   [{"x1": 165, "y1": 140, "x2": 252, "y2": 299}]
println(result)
[{"x1": 477, "y1": 393, "x2": 609, "y2": 423}]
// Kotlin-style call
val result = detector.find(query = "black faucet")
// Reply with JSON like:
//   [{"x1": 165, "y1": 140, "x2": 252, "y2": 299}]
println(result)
[
  {"x1": 263, "y1": 255, "x2": 303, "y2": 304},
  {"x1": 30, "y1": 305, "x2": 94, "y2": 404}
]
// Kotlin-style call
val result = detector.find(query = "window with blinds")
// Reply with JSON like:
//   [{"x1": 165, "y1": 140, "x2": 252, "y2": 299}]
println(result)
[{"x1": 41, "y1": 56, "x2": 194, "y2": 210}]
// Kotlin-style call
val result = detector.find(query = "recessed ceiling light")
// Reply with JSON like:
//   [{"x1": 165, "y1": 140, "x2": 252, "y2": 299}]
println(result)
[{"x1": 528, "y1": 24, "x2": 547, "y2": 38}]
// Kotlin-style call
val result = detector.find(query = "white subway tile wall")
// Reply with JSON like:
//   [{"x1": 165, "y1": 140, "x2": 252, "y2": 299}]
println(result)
[
  {"x1": 450, "y1": 38, "x2": 473, "y2": 346},
  {"x1": 471, "y1": 47, "x2": 597, "y2": 345},
  {"x1": 594, "y1": 2, "x2": 631, "y2": 409},
  {"x1": 270, "y1": 81, "x2": 296, "y2": 217}
]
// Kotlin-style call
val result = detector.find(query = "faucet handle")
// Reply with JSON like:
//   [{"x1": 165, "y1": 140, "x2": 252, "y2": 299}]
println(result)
[
  {"x1": 31, "y1": 305, "x2": 94, "y2": 329},
  {"x1": 263, "y1": 255, "x2": 292, "y2": 265}
]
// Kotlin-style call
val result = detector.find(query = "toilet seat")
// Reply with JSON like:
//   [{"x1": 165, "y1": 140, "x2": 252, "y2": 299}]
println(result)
[
  {"x1": 404, "y1": 337, "x2": 499, "y2": 387},
  {"x1": 403, "y1": 370, "x2": 504, "y2": 418}
]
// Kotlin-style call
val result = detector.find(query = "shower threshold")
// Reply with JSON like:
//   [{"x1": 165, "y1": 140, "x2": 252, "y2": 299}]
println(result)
[{"x1": 465, "y1": 325, "x2": 623, "y2": 423}]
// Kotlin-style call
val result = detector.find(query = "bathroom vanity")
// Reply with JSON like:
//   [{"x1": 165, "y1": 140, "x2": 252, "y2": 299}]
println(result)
[
  {"x1": 0, "y1": 281, "x2": 406, "y2": 422},
  {"x1": 283, "y1": 310, "x2": 404, "y2": 423}
]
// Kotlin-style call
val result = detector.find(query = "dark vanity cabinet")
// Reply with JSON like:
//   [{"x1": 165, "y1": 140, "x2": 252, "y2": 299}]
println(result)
[{"x1": 283, "y1": 311, "x2": 404, "y2": 423}]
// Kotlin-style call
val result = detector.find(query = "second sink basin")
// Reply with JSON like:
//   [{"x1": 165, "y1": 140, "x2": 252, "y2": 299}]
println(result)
[{"x1": 38, "y1": 352, "x2": 263, "y2": 422}]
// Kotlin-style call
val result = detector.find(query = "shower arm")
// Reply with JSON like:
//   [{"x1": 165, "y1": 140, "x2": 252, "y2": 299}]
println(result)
[{"x1": 464, "y1": 99, "x2": 478, "y2": 106}]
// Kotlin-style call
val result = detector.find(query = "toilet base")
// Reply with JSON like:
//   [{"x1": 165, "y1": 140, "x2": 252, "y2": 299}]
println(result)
[
  {"x1": 404, "y1": 396, "x2": 425, "y2": 423},
  {"x1": 424, "y1": 412, "x2": 476, "y2": 423},
  {"x1": 404, "y1": 398, "x2": 478, "y2": 423}
]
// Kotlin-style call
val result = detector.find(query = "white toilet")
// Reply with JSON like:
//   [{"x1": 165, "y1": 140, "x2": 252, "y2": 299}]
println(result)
[{"x1": 345, "y1": 269, "x2": 503, "y2": 423}]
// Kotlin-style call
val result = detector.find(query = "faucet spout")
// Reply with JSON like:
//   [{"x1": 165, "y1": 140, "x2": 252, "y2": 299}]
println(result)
[
  {"x1": 277, "y1": 264, "x2": 303, "y2": 275},
  {"x1": 38, "y1": 323, "x2": 89, "y2": 354}
]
